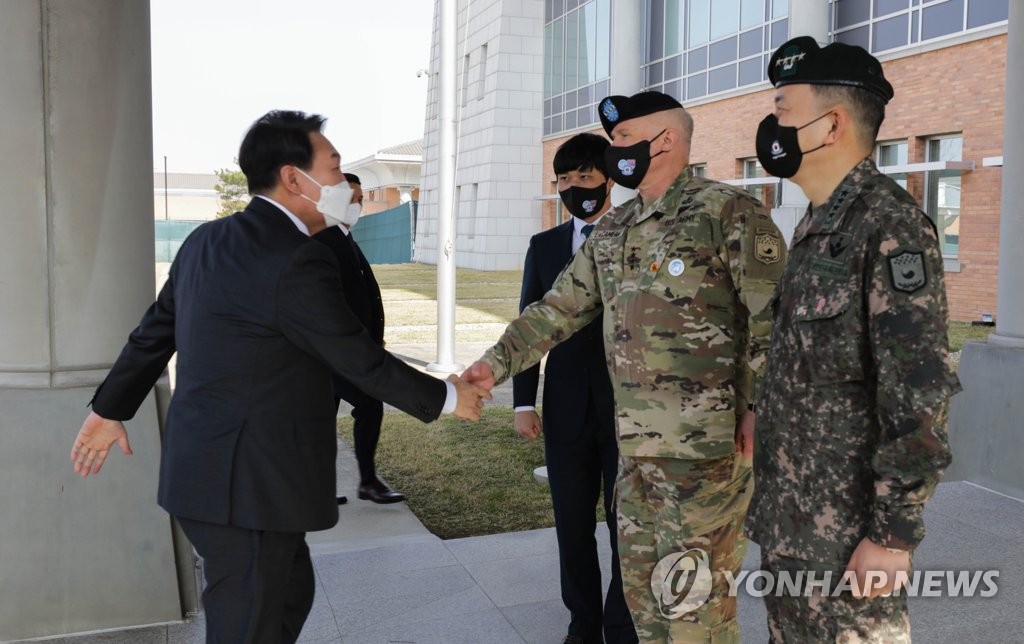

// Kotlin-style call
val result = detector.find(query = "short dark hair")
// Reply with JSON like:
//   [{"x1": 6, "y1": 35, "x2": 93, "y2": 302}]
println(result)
[
  {"x1": 238, "y1": 110, "x2": 327, "y2": 193},
  {"x1": 343, "y1": 172, "x2": 361, "y2": 185},
  {"x1": 553, "y1": 132, "x2": 609, "y2": 176},
  {"x1": 811, "y1": 85, "x2": 886, "y2": 150}
]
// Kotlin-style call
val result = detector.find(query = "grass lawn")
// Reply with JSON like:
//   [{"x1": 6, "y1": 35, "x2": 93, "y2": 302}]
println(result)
[
  {"x1": 339, "y1": 406, "x2": 566, "y2": 539},
  {"x1": 948, "y1": 321, "x2": 992, "y2": 353}
]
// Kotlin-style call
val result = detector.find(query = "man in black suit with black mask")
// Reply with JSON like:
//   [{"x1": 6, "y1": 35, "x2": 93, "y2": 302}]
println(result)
[
  {"x1": 313, "y1": 173, "x2": 404, "y2": 504},
  {"x1": 69, "y1": 110, "x2": 489, "y2": 643},
  {"x1": 513, "y1": 133, "x2": 637, "y2": 644}
]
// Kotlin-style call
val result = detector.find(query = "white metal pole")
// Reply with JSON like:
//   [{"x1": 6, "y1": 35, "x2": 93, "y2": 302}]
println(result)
[{"x1": 428, "y1": 0, "x2": 463, "y2": 372}]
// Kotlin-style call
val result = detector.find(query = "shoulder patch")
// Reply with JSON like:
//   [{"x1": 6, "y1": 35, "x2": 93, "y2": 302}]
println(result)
[
  {"x1": 755, "y1": 228, "x2": 782, "y2": 265},
  {"x1": 888, "y1": 250, "x2": 927, "y2": 293}
]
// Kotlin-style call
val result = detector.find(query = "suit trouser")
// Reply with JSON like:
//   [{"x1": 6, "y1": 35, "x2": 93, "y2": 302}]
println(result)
[
  {"x1": 178, "y1": 517, "x2": 315, "y2": 644},
  {"x1": 546, "y1": 402, "x2": 637, "y2": 644},
  {"x1": 335, "y1": 394, "x2": 385, "y2": 485}
]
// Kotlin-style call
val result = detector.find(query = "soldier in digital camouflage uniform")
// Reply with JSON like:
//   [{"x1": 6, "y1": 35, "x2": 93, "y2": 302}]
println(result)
[
  {"x1": 747, "y1": 36, "x2": 962, "y2": 643},
  {"x1": 463, "y1": 91, "x2": 786, "y2": 643}
]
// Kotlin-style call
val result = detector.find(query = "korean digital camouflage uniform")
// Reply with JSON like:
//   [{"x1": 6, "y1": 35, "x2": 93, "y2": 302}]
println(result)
[
  {"x1": 482, "y1": 168, "x2": 786, "y2": 642},
  {"x1": 747, "y1": 158, "x2": 961, "y2": 642}
]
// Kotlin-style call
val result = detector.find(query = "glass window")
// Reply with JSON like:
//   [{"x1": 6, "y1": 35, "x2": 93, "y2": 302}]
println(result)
[
  {"x1": 711, "y1": 0, "x2": 740, "y2": 40},
  {"x1": 836, "y1": 0, "x2": 870, "y2": 28},
  {"x1": 565, "y1": 9, "x2": 580, "y2": 90},
  {"x1": 688, "y1": 46, "x2": 708, "y2": 72},
  {"x1": 544, "y1": 0, "x2": 611, "y2": 136},
  {"x1": 739, "y1": 57, "x2": 763, "y2": 86},
  {"x1": 691, "y1": 163, "x2": 708, "y2": 177},
  {"x1": 925, "y1": 136, "x2": 963, "y2": 257},
  {"x1": 665, "y1": 54, "x2": 683, "y2": 80},
  {"x1": 689, "y1": 0, "x2": 711, "y2": 46},
  {"x1": 666, "y1": 0, "x2": 684, "y2": 54},
  {"x1": 836, "y1": 24, "x2": 870, "y2": 49},
  {"x1": 874, "y1": 0, "x2": 909, "y2": 18},
  {"x1": 739, "y1": 27, "x2": 762, "y2": 57},
  {"x1": 968, "y1": 0, "x2": 1009, "y2": 29},
  {"x1": 742, "y1": 158, "x2": 777, "y2": 207},
  {"x1": 687, "y1": 72, "x2": 707, "y2": 99},
  {"x1": 649, "y1": 0, "x2": 666, "y2": 60},
  {"x1": 873, "y1": 13, "x2": 908, "y2": 51},
  {"x1": 770, "y1": 18, "x2": 789, "y2": 47},
  {"x1": 708, "y1": 64, "x2": 737, "y2": 93},
  {"x1": 709, "y1": 36, "x2": 738, "y2": 66},
  {"x1": 740, "y1": 0, "x2": 763, "y2": 29},
  {"x1": 922, "y1": 0, "x2": 964, "y2": 41},
  {"x1": 876, "y1": 140, "x2": 908, "y2": 189},
  {"x1": 771, "y1": 0, "x2": 787, "y2": 19}
]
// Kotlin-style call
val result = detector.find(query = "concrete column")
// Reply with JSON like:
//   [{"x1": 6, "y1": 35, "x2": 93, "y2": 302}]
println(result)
[
  {"x1": 990, "y1": 0, "x2": 1024, "y2": 348},
  {"x1": 609, "y1": 0, "x2": 643, "y2": 96},
  {"x1": 945, "y1": 1, "x2": 1024, "y2": 500},
  {"x1": 0, "y1": 1, "x2": 182, "y2": 639},
  {"x1": 788, "y1": 0, "x2": 830, "y2": 44}
]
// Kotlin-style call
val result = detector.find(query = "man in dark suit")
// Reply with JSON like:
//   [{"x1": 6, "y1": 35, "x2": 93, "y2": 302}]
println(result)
[
  {"x1": 313, "y1": 173, "x2": 404, "y2": 504},
  {"x1": 513, "y1": 133, "x2": 636, "y2": 644},
  {"x1": 69, "y1": 110, "x2": 488, "y2": 643}
]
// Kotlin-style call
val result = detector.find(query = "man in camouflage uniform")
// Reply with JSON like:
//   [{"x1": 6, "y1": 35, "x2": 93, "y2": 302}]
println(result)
[
  {"x1": 464, "y1": 91, "x2": 786, "y2": 642},
  {"x1": 747, "y1": 37, "x2": 962, "y2": 642}
]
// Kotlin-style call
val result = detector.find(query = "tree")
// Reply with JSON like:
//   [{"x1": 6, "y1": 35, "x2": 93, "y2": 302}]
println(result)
[{"x1": 214, "y1": 163, "x2": 249, "y2": 217}]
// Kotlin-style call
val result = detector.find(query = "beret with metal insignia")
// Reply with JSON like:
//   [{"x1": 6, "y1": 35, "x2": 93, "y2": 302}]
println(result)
[
  {"x1": 768, "y1": 35, "x2": 894, "y2": 103},
  {"x1": 598, "y1": 91, "x2": 684, "y2": 137}
]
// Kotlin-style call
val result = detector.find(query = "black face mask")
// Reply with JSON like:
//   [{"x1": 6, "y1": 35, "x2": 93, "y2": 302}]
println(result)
[
  {"x1": 558, "y1": 183, "x2": 608, "y2": 219},
  {"x1": 755, "y1": 112, "x2": 832, "y2": 178},
  {"x1": 604, "y1": 129, "x2": 667, "y2": 189}
]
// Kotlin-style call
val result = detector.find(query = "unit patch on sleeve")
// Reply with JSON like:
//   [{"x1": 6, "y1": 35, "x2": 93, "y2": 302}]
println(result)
[
  {"x1": 754, "y1": 228, "x2": 782, "y2": 265},
  {"x1": 888, "y1": 250, "x2": 927, "y2": 293}
]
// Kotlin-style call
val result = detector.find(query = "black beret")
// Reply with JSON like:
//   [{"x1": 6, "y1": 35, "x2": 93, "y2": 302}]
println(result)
[
  {"x1": 768, "y1": 36, "x2": 894, "y2": 103},
  {"x1": 598, "y1": 91, "x2": 684, "y2": 136}
]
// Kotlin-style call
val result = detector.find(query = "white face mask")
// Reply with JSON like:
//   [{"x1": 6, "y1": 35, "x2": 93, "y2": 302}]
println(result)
[
  {"x1": 294, "y1": 167, "x2": 355, "y2": 228},
  {"x1": 343, "y1": 202, "x2": 362, "y2": 227}
]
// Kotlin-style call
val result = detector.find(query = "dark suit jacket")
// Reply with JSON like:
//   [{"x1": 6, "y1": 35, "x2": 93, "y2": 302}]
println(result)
[
  {"x1": 312, "y1": 227, "x2": 385, "y2": 405},
  {"x1": 512, "y1": 220, "x2": 614, "y2": 444},
  {"x1": 90, "y1": 198, "x2": 446, "y2": 533}
]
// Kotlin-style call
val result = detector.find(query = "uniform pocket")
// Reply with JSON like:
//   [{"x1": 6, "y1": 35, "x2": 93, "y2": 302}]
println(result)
[{"x1": 793, "y1": 303, "x2": 865, "y2": 385}]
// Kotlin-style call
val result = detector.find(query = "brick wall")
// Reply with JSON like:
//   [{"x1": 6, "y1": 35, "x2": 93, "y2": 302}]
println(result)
[{"x1": 539, "y1": 34, "x2": 1007, "y2": 321}]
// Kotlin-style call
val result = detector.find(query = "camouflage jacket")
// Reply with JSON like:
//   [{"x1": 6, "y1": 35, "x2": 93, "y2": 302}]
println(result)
[
  {"x1": 482, "y1": 170, "x2": 786, "y2": 460},
  {"x1": 747, "y1": 158, "x2": 961, "y2": 563}
]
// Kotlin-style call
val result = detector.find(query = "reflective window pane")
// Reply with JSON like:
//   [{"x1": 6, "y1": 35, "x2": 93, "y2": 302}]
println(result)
[
  {"x1": 565, "y1": 108, "x2": 578, "y2": 130},
  {"x1": 873, "y1": 13, "x2": 908, "y2": 51},
  {"x1": 688, "y1": 46, "x2": 708, "y2": 72},
  {"x1": 648, "y1": 0, "x2": 665, "y2": 61},
  {"x1": 874, "y1": 0, "x2": 909, "y2": 18},
  {"x1": 772, "y1": 0, "x2": 788, "y2": 19},
  {"x1": 565, "y1": 89, "x2": 578, "y2": 110},
  {"x1": 922, "y1": 0, "x2": 964, "y2": 41},
  {"x1": 911, "y1": 10, "x2": 919, "y2": 42},
  {"x1": 665, "y1": 54, "x2": 683, "y2": 80},
  {"x1": 967, "y1": 0, "x2": 1008, "y2": 28},
  {"x1": 771, "y1": 18, "x2": 788, "y2": 48},
  {"x1": 835, "y1": 0, "x2": 870, "y2": 27},
  {"x1": 687, "y1": 72, "x2": 708, "y2": 99},
  {"x1": 709, "y1": 36, "x2": 737, "y2": 66},
  {"x1": 690, "y1": 0, "x2": 711, "y2": 46},
  {"x1": 741, "y1": 0, "x2": 764, "y2": 29},
  {"x1": 666, "y1": 0, "x2": 684, "y2": 54},
  {"x1": 551, "y1": 19, "x2": 564, "y2": 96},
  {"x1": 665, "y1": 79, "x2": 683, "y2": 101},
  {"x1": 739, "y1": 56, "x2": 763, "y2": 86},
  {"x1": 739, "y1": 27, "x2": 762, "y2": 57},
  {"x1": 565, "y1": 9, "x2": 580, "y2": 90},
  {"x1": 597, "y1": 0, "x2": 610, "y2": 78},
  {"x1": 836, "y1": 25, "x2": 870, "y2": 50},
  {"x1": 647, "y1": 61, "x2": 664, "y2": 87},
  {"x1": 581, "y1": 1, "x2": 597, "y2": 85},
  {"x1": 709, "y1": 63, "x2": 737, "y2": 93},
  {"x1": 711, "y1": 0, "x2": 740, "y2": 40}
]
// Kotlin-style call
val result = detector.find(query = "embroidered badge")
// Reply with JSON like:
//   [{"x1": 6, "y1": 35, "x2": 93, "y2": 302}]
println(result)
[
  {"x1": 668, "y1": 258, "x2": 685, "y2": 276},
  {"x1": 888, "y1": 250, "x2": 927, "y2": 293},
  {"x1": 827, "y1": 233, "x2": 852, "y2": 259},
  {"x1": 601, "y1": 98, "x2": 619, "y2": 122},
  {"x1": 775, "y1": 47, "x2": 805, "y2": 78},
  {"x1": 754, "y1": 232, "x2": 782, "y2": 264},
  {"x1": 618, "y1": 159, "x2": 637, "y2": 176},
  {"x1": 810, "y1": 257, "x2": 849, "y2": 280}
]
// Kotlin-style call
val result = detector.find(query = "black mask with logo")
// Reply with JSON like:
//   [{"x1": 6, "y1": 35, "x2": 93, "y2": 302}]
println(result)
[
  {"x1": 559, "y1": 183, "x2": 608, "y2": 220},
  {"x1": 604, "y1": 129, "x2": 667, "y2": 189},
  {"x1": 755, "y1": 112, "x2": 832, "y2": 178}
]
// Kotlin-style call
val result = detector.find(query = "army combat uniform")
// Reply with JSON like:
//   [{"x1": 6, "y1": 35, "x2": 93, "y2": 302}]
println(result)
[
  {"x1": 747, "y1": 158, "x2": 961, "y2": 642},
  {"x1": 482, "y1": 169, "x2": 786, "y2": 642}
]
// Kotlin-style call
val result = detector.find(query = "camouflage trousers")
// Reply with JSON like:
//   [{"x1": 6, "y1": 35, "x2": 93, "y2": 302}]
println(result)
[
  {"x1": 616, "y1": 453, "x2": 753, "y2": 643},
  {"x1": 761, "y1": 551, "x2": 911, "y2": 643}
]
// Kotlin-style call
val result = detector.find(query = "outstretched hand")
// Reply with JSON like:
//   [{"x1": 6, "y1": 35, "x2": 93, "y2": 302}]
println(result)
[
  {"x1": 71, "y1": 411, "x2": 133, "y2": 478},
  {"x1": 461, "y1": 361, "x2": 495, "y2": 391},
  {"x1": 447, "y1": 374, "x2": 493, "y2": 421}
]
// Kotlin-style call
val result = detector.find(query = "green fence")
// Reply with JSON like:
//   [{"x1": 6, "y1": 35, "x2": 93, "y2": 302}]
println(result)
[
  {"x1": 351, "y1": 201, "x2": 416, "y2": 264},
  {"x1": 153, "y1": 202, "x2": 414, "y2": 264}
]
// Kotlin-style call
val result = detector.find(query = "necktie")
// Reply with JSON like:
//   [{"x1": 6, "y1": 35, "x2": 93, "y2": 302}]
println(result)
[{"x1": 582, "y1": 224, "x2": 595, "y2": 238}]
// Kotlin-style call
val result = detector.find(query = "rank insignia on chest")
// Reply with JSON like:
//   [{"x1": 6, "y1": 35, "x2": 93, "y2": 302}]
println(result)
[
  {"x1": 755, "y1": 231, "x2": 782, "y2": 264},
  {"x1": 888, "y1": 250, "x2": 927, "y2": 293}
]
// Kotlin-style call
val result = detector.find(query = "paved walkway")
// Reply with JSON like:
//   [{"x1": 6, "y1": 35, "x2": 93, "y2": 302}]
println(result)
[{"x1": 18, "y1": 342, "x2": 1024, "y2": 643}]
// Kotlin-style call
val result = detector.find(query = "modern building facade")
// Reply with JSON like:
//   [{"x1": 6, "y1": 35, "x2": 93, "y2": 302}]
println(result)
[
  {"x1": 344, "y1": 139, "x2": 423, "y2": 215},
  {"x1": 539, "y1": 0, "x2": 1009, "y2": 321}
]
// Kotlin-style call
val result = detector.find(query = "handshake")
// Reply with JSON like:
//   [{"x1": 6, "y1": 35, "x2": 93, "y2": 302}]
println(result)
[{"x1": 445, "y1": 361, "x2": 497, "y2": 421}]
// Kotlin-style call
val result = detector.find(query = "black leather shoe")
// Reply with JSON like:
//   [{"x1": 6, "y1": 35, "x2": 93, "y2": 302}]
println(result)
[
  {"x1": 336, "y1": 495, "x2": 348, "y2": 505},
  {"x1": 357, "y1": 477, "x2": 405, "y2": 504}
]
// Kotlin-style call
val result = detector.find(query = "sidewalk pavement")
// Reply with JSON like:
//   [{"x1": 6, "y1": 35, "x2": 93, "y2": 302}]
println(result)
[{"x1": 20, "y1": 343, "x2": 1024, "y2": 642}]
